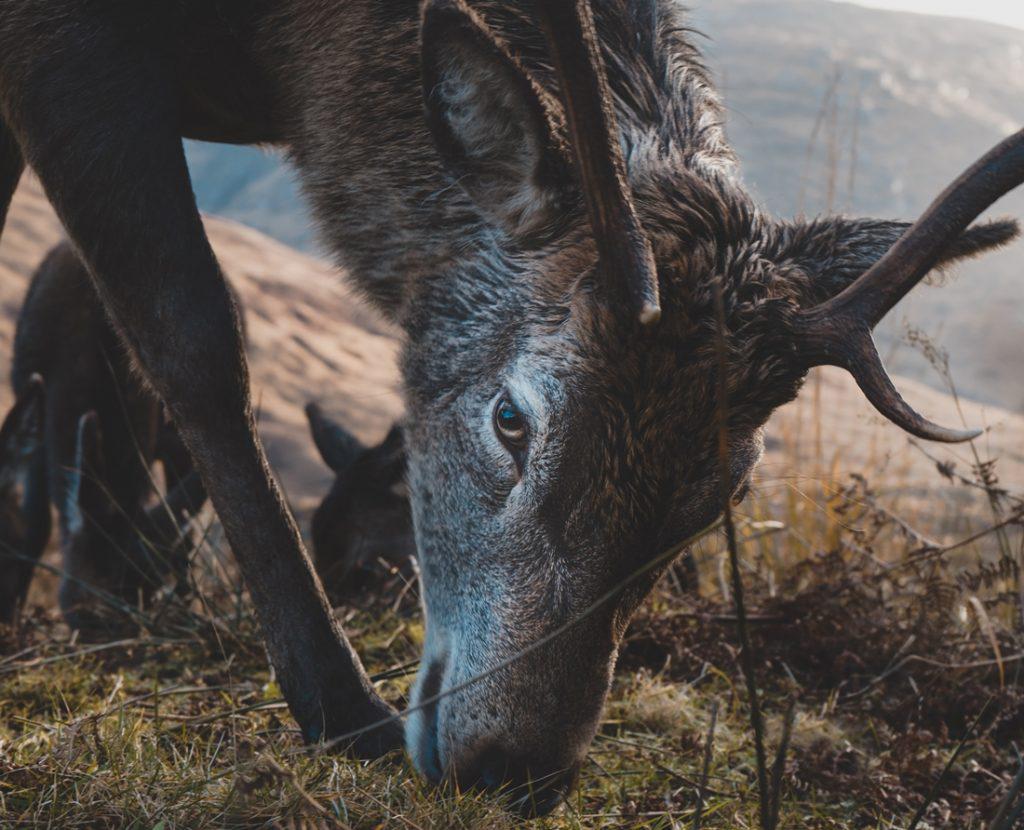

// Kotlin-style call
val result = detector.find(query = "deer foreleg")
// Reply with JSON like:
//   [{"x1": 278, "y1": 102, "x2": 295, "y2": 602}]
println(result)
[{"x1": 0, "y1": 14, "x2": 401, "y2": 754}]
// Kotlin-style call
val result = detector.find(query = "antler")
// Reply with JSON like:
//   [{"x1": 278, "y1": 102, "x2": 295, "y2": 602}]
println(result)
[
  {"x1": 794, "y1": 128, "x2": 1024, "y2": 442},
  {"x1": 536, "y1": 0, "x2": 661, "y2": 326}
]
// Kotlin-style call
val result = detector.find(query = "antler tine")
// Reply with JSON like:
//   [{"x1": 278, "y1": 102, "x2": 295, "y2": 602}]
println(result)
[
  {"x1": 795, "y1": 128, "x2": 1024, "y2": 443},
  {"x1": 536, "y1": 0, "x2": 661, "y2": 326}
]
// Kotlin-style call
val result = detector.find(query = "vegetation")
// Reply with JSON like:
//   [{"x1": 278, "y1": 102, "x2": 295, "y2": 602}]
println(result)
[{"x1": 1, "y1": 379, "x2": 1023, "y2": 829}]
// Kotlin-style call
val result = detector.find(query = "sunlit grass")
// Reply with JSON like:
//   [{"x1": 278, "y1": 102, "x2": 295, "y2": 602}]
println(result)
[{"x1": 2, "y1": 392, "x2": 1022, "y2": 827}]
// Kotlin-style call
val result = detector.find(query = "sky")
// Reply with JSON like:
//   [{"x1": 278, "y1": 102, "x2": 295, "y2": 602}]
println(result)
[{"x1": 843, "y1": 0, "x2": 1024, "y2": 30}]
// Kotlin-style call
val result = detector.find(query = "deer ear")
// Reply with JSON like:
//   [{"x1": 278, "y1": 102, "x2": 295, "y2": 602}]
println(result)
[
  {"x1": 362, "y1": 424, "x2": 407, "y2": 487},
  {"x1": 421, "y1": 0, "x2": 570, "y2": 237},
  {"x1": 769, "y1": 216, "x2": 1020, "y2": 307},
  {"x1": 305, "y1": 403, "x2": 364, "y2": 474},
  {"x1": 0, "y1": 375, "x2": 45, "y2": 487}
]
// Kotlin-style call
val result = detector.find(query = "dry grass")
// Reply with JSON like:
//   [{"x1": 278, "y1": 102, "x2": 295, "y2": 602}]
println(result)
[{"x1": 2, "y1": 391, "x2": 1023, "y2": 828}]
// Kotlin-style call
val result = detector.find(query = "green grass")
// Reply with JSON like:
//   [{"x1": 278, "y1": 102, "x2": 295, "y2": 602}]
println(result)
[{"x1": 2, "y1": 426, "x2": 1023, "y2": 828}]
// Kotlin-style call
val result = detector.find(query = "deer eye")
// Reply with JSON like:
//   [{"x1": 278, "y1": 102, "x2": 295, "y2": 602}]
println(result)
[
  {"x1": 732, "y1": 481, "x2": 750, "y2": 505},
  {"x1": 493, "y1": 396, "x2": 528, "y2": 449}
]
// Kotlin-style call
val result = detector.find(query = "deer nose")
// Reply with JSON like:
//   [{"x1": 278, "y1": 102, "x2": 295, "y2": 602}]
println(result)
[
  {"x1": 409, "y1": 656, "x2": 447, "y2": 783},
  {"x1": 452, "y1": 744, "x2": 581, "y2": 817}
]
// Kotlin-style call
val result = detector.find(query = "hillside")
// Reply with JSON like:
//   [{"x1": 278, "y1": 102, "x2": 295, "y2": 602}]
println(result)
[
  {"x1": 182, "y1": 0, "x2": 1024, "y2": 410},
  {"x1": 0, "y1": 177, "x2": 402, "y2": 519},
  {"x1": 2, "y1": 176, "x2": 1021, "y2": 529}
]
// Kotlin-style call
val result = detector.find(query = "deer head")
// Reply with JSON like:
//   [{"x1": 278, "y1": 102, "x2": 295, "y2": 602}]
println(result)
[
  {"x1": 395, "y1": 0, "x2": 1023, "y2": 813},
  {"x1": 305, "y1": 404, "x2": 414, "y2": 600},
  {"x1": 58, "y1": 411, "x2": 207, "y2": 635}
]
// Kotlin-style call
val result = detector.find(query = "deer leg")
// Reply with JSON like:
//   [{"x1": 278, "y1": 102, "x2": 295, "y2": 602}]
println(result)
[{"x1": 0, "y1": 18, "x2": 401, "y2": 754}]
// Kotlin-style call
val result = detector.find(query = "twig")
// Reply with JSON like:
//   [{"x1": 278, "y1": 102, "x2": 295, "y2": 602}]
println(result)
[
  {"x1": 712, "y1": 278, "x2": 771, "y2": 829},
  {"x1": 849, "y1": 479, "x2": 941, "y2": 549},
  {"x1": 661, "y1": 611, "x2": 788, "y2": 624},
  {"x1": 692, "y1": 700, "x2": 719, "y2": 830},
  {"x1": 908, "y1": 698, "x2": 993, "y2": 830},
  {"x1": 349, "y1": 782, "x2": 425, "y2": 830},
  {"x1": 369, "y1": 659, "x2": 420, "y2": 682},
  {"x1": 768, "y1": 699, "x2": 797, "y2": 827},
  {"x1": 261, "y1": 756, "x2": 351, "y2": 828},
  {"x1": 0, "y1": 637, "x2": 186, "y2": 676},
  {"x1": 845, "y1": 653, "x2": 1024, "y2": 700},
  {"x1": 882, "y1": 507, "x2": 1024, "y2": 576},
  {"x1": 62, "y1": 683, "x2": 239, "y2": 726},
  {"x1": 988, "y1": 752, "x2": 1024, "y2": 830},
  {"x1": 906, "y1": 438, "x2": 1018, "y2": 506},
  {"x1": 164, "y1": 698, "x2": 289, "y2": 732},
  {"x1": 650, "y1": 759, "x2": 726, "y2": 798},
  {"x1": 968, "y1": 596, "x2": 1006, "y2": 688}
]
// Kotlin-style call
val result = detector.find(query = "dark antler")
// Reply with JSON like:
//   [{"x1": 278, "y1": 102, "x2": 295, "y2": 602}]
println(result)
[
  {"x1": 794, "y1": 128, "x2": 1024, "y2": 442},
  {"x1": 536, "y1": 0, "x2": 661, "y2": 326}
]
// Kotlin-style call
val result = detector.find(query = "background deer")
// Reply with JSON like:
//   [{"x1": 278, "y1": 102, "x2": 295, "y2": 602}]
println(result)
[
  {"x1": 305, "y1": 406, "x2": 415, "y2": 603},
  {"x1": 0, "y1": 242, "x2": 207, "y2": 633},
  {"x1": 0, "y1": 0, "x2": 1020, "y2": 814},
  {"x1": 0, "y1": 374, "x2": 47, "y2": 623}
]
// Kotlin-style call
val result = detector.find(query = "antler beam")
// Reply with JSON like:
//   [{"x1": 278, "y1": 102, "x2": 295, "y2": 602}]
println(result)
[
  {"x1": 794, "y1": 128, "x2": 1024, "y2": 442},
  {"x1": 536, "y1": 0, "x2": 661, "y2": 326}
]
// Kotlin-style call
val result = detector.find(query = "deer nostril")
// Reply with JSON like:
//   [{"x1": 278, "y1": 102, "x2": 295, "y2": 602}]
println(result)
[{"x1": 468, "y1": 745, "x2": 510, "y2": 791}]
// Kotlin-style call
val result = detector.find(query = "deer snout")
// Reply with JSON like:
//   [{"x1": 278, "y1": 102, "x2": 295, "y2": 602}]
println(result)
[
  {"x1": 450, "y1": 744, "x2": 581, "y2": 817},
  {"x1": 406, "y1": 648, "x2": 603, "y2": 817}
]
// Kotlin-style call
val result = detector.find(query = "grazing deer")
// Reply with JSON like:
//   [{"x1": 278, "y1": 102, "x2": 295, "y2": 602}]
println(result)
[
  {"x1": 305, "y1": 406, "x2": 415, "y2": 602},
  {"x1": 0, "y1": 374, "x2": 48, "y2": 624},
  {"x1": 0, "y1": 0, "x2": 1021, "y2": 813},
  {"x1": 0, "y1": 242, "x2": 207, "y2": 634}
]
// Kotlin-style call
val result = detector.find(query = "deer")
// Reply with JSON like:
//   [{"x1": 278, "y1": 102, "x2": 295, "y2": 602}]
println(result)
[
  {"x1": 0, "y1": 374, "x2": 48, "y2": 624},
  {"x1": 303, "y1": 406, "x2": 708, "y2": 603},
  {"x1": 304, "y1": 406, "x2": 415, "y2": 603},
  {"x1": 0, "y1": 242, "x2": 207, "y2": 634},
  {"x1": 0, "y1": 0, "x2": 1021, "y2": 815}
]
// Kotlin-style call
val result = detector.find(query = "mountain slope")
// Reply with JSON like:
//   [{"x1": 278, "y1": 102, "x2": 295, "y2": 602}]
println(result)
[{"x1": 694, "y1": 0, "x2": 1024, "y2": 408}]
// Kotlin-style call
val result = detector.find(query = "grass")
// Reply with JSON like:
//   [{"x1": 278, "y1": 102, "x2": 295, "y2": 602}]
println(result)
[{"x1": 2, "y1": 383, "x2": 1024, "y2": 828}]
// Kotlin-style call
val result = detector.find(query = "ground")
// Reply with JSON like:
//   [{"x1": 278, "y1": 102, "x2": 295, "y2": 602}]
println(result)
[{"x1": 2, "y1": 435, "x2": 1021, "y2": 829}]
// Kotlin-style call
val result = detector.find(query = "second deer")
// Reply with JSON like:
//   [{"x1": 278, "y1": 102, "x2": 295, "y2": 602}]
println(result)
[{"x1": 0, "y1": 242, "x2": 208, "y2": 633}]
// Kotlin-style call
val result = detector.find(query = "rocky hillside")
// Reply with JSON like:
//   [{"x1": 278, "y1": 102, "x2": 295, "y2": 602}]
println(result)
[
  {"x1": 1, "y1": 177, "x2": 1021, "y2": 530},
  {"x1": 183, "y1": 0, "x2": 1024, "y2": 410}
]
